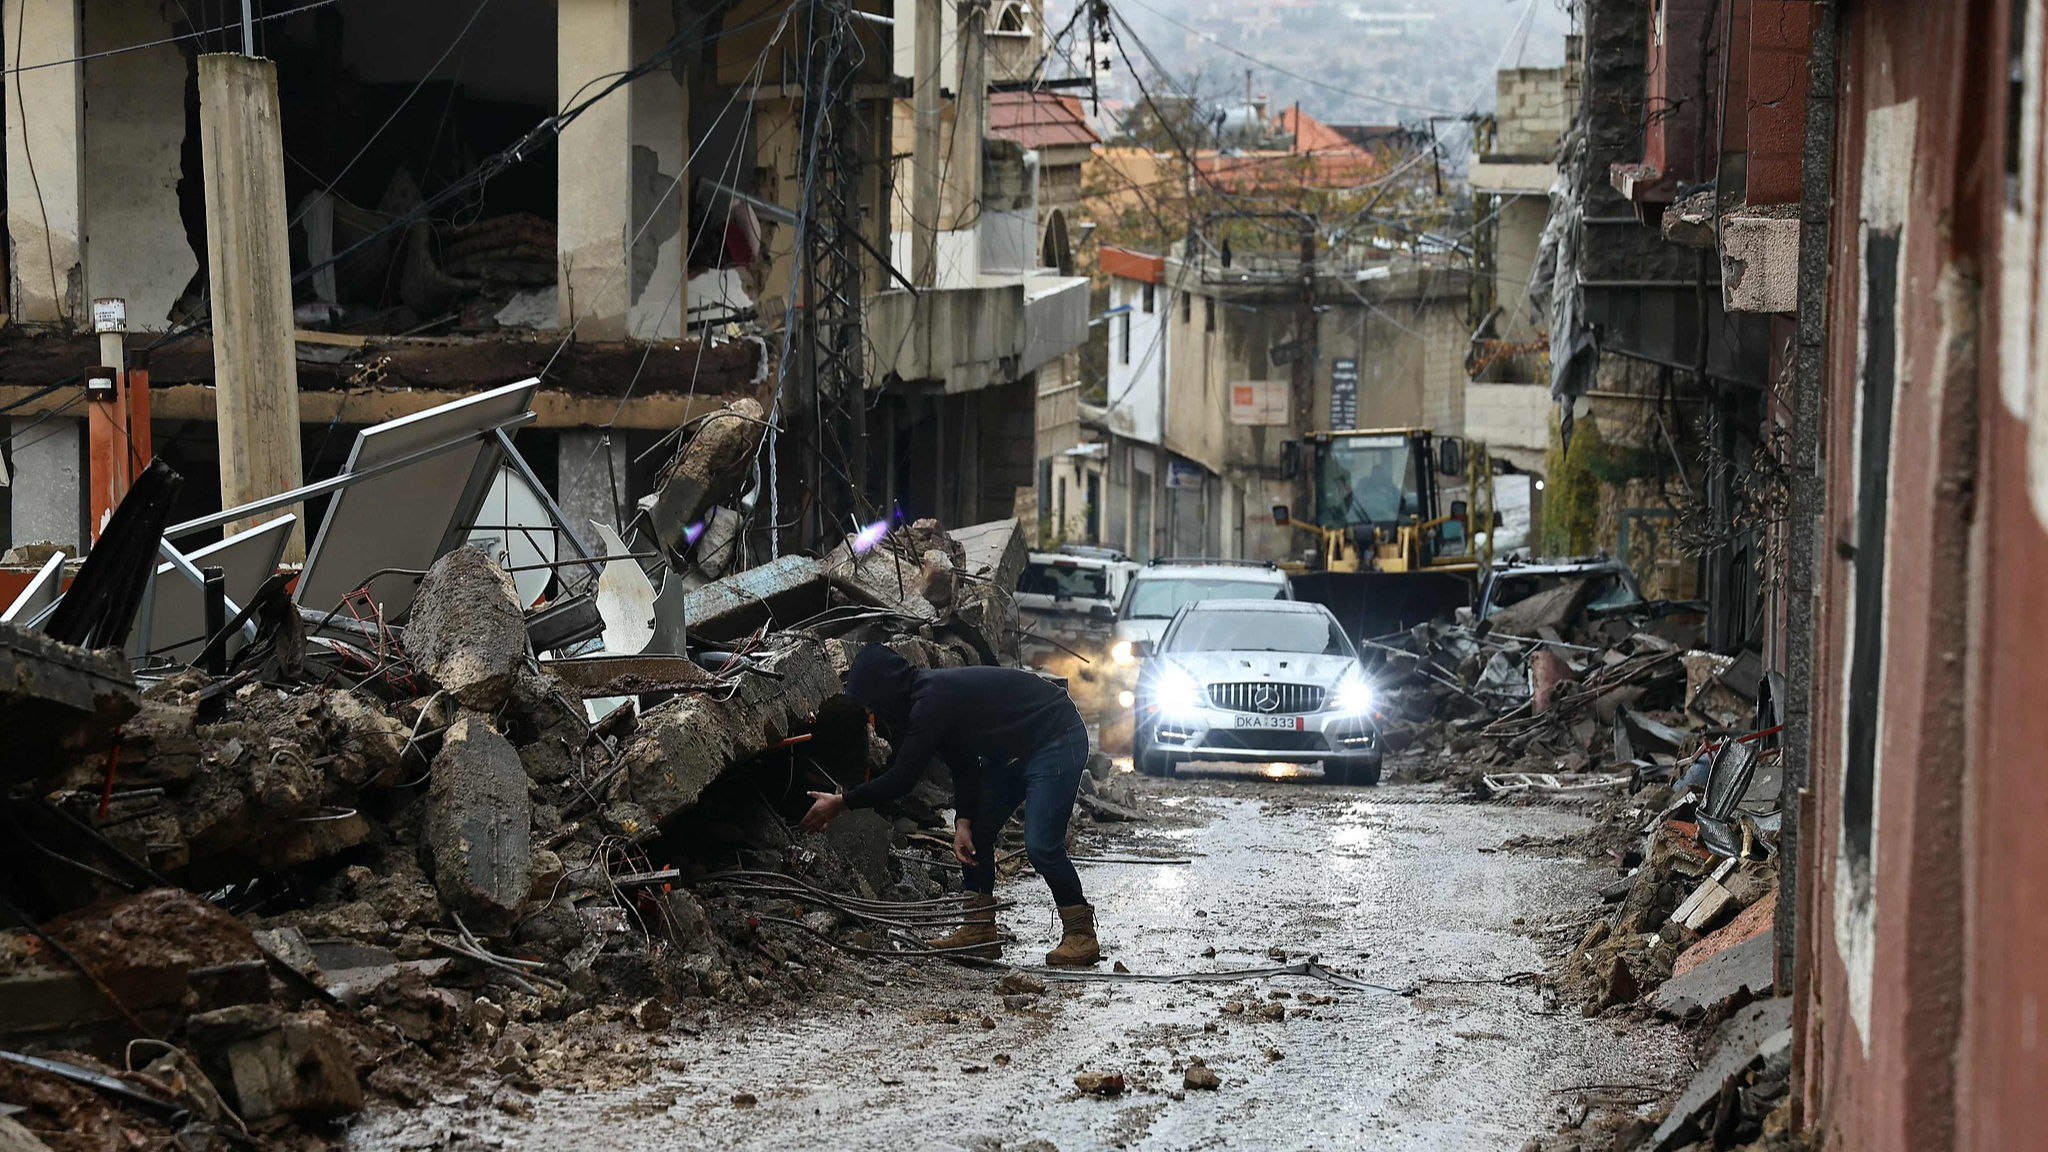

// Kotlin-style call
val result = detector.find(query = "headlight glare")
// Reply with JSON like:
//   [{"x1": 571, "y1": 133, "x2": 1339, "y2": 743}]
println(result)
[
  {"x1": 1110, "y1": 640, "x2": 1135, "y2": 665},
  {"x1": 1155, "y1": 666, "x2": 1206, "y2": 717},
  {"x1": 1332, "y1": 673, "x2": 1376, "y2": 715}
]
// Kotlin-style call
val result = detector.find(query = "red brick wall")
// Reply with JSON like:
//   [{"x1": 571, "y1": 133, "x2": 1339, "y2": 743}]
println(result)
[
  {"x1": 1803, "y1": 3, "x2": 2048, "y2": 1151},
  {"x1": 1746, "y1": 0, "x2": 1819, "y2": 203}
]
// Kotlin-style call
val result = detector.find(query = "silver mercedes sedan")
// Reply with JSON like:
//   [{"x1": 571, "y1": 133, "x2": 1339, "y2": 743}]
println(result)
[{"x1": 1130, "y1": 599, "x2": 1385, "y2": 785}]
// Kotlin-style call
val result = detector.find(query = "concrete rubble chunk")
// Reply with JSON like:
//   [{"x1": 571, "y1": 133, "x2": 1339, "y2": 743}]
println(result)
[
  {"x1": 684, "y1": 555, "x2": 837, "y2": 642},
  {"x1": 189, "y1": 1006, "x2": 363, "y2": 1121},
  {"x1": 0, "y1": 621, "x2": 140, "y2": 787},
  {"x1": 424, "y1": 714, "x2": 533, "y2": 935},
  {"x1": 948, "y1": 518, "x2": 1028, "y2": 592},
  {"x1": 0, "y1": 1115, "x2": 54, "y2": 1152},
  {"x1": 622, "y1": 641, "x2": 844, "y2": 821},
  {"x1": 1649, "y1": 997, "x2": 1794, "y2": 1150},
  {"x1": 649, "y1": 398, "x2": 766, "y2": 559},
  {"x1": 403, "y1": 547, "x2": 532, "y2": 710}
]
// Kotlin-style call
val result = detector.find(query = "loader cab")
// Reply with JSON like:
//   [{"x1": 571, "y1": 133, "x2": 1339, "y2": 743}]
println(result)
[{"x1": 1290, "y1": 428, "x2": 1465, "y2": 571}]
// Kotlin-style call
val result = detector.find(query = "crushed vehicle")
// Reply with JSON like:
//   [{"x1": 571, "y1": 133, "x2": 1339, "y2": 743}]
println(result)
[
  {"x1": 1476, "y1": 555, "x2": 1645, "y2": 622},
  {"x1": 1015, "y1": 546, "x2": 1140, "y2": 719},
  {"x1": 1130, "y1": 598, "x2": 1383, "y2": 785},
  {"x1": 1099, "y1": 558, "x2": 1293, "y2": 753}
]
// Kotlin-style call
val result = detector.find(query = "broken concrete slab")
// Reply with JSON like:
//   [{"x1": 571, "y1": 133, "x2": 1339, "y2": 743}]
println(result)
[
  {"x1": 403, "y1": 547, "x2": 532, "y2": 710},
  {"x1": 621, "y1": 640, "x2": 844, "y2": 821},
  {"x1": 1649, "y1": 996, "x2": 1793, "y2": 1150},
  {"x1": 0, "y1": 622, "x2": 140, "y2": 786},
  {"x1": 684, "y1": 555, "x2": 836, "y2": 642},
  {"x1": 424, "y1": 714, "x2": 532, "y2": 935},
  {"x1": 823, "y1": 548, "x2": 942, "y2": 625},
  {"x1": 949, "y1": 518, "x2": 1028, "y2": 592},
  {"x1": 1653, "y1": 929, "x2": 1775, "y2": 1018}
]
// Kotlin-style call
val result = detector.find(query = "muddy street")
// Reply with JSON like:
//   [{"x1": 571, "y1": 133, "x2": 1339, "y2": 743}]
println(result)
[{"x1": 352, "y1": 768, "x2": 1684, "y2": 1152}]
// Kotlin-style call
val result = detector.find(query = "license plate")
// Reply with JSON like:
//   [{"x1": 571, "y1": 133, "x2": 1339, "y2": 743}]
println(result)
[{"x1": 1232, "y1": 715, "x2": 1305, "y2": 730}]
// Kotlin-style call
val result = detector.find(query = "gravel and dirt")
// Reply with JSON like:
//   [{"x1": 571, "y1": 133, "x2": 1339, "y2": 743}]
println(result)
[{"x1": 348, "y1": 762, "x2": 1687, "y2": 1152}]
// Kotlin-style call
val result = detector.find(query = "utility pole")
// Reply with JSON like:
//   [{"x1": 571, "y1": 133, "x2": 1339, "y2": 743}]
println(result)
[
  {"x1": 1292, "y1": 214, "x2": 1317, "y2": 436},
  {"x1": 798, "y1": 0, "x2": 870, "y2": 544},
  {"x1": 911, "y1": 0, "x2": 942, "y2": 288}
]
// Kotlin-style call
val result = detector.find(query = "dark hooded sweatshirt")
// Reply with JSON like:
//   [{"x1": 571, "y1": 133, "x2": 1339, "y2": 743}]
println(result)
[{"x1": 839, "y1": 646, "x2": 1082, "y2": 816}]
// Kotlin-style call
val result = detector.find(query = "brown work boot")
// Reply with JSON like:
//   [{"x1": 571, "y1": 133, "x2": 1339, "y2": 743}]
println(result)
[
  {"x1": 924, "y1": 892, "x2": 1001, "y2": 958},
  {"x1": 1045, "y1": 903, "x2": 1102, "y2": 966}
]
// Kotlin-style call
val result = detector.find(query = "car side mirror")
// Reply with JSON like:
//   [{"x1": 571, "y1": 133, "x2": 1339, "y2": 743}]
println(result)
[
  {"x1": 1132, "y1": 639, "x2": 1156, "y2": 658},
  {"x1": 1271, "y1": 503, "x2": 1291, "y2": 527},
  {"x1": 1090, "y1": 604, "x2": 1115, "y2": 621},
  {"x1": 1280, "y1": 440, "x2": 1300, "y2": 479}
]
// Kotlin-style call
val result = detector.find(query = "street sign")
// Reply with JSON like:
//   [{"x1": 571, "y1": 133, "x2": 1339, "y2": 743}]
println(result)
[{"x1": 1330, "y1": 358, "x2": 1358, "y2": 430}]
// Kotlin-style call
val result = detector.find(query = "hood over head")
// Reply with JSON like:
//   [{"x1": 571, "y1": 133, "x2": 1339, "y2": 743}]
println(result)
[{"x1": 844, "y1": 644, "x2": 921, "y2": 727}]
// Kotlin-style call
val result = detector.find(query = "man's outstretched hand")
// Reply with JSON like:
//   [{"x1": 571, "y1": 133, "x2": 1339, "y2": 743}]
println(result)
[{"x1": 800, "y1": 791, "x2": 848, "y2": 834}]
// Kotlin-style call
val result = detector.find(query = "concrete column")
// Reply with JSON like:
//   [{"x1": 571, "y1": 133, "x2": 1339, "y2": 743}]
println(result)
[
  {"x1": 7, "y1": 415, "x2": 83, "y2": 549},
  {"x1": 198, "y1": 54, "x2": 307, "y2": 561},
  {"x1": 558, "y1": 429, "x2": 633, "y2": 550},
  {"x1": 84, "y1": 0, "x2": 199, "y2": 331},
  {"x1": 943, "y1": 0, "x2": 986, "y2": 229},
  {"x1": 558, "y1": 0, "x2": 634, "y2": 340},
  {"x1": 628, "y1": 0, "x2": 687, "y2": 338},
  {"x1": 4, "y1": 0, "x2": 87, "y2": 326}
]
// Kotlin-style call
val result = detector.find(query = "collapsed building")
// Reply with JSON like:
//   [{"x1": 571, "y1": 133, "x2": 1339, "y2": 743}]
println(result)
[{"x1": 0, "y1": 374, "x2": 1072, "y2": 1146}]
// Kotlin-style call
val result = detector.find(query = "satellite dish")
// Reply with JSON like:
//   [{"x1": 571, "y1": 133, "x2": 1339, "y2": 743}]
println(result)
[{"x1": 466, "y1": 466, "x2": 560, "y2": 606}]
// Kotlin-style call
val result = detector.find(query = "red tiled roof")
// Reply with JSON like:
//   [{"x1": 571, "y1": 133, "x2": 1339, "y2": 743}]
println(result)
[
  {"x1": 1275, "y1": 106, "x2": 1358, "y2": 155},
  {"x1": 989, "y1": 91, "x2": 1103, "y2": 151}
]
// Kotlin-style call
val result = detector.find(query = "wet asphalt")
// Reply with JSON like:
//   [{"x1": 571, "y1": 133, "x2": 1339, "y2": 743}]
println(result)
[{"x1": 351, "y1": 764, "x2": 1685, "y2": 1151}]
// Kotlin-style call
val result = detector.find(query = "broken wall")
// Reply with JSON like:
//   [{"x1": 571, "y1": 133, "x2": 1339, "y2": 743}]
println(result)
[
  {"x1": 6, "y1": 0, "x2": 86, "y2": 325},
  {"x1": 82, "y1": 0, "x2": 197, "y2": 331}
]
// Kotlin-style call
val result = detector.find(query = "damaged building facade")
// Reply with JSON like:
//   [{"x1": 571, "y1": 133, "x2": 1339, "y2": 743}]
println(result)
[
  {"x1": 0, "y1": 0, "x2": 1089, "y2": 560},
  {"x1": 1531, "y1": 1, "x2": 2048, "y2": 1149}
]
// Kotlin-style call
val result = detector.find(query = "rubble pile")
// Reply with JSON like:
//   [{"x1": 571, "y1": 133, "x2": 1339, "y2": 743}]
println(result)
[
  {"x1": 0, "y1": 399, "x2": 1050, "y2": 1149},
  {"x1": 1377, "y1": 581, "x2": 1794, "y2": 1152}
]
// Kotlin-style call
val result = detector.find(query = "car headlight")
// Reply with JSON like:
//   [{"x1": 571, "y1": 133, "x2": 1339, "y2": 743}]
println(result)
[
  {"x1": 1331, "y1": 671, "x2": 1376, "y2": 715},
  {"x1": 1117, "y1": 690, "x2": 1135, "y2": 709},
  {"x1": 1111, "y1": 640, "x2": 1135, "y2": 665},
  {"x1": 1155, "y1": 665, "x2": 1207, "y2": 717}
]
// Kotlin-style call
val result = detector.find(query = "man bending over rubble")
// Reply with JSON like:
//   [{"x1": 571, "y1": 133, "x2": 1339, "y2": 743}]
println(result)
[{"x1": 799, "y1": 645, "x2": 1101, "y2": 965}]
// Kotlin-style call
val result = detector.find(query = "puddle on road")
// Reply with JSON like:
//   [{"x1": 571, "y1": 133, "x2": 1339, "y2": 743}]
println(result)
[{"x1": 349, "y1": 780, "x2": 1684, "y2": 1152}]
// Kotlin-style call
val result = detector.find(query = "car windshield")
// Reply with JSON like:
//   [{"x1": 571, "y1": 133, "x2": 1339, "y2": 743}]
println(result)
[
  {"x1": 1122, "y1": 577, "x2": 1282, "y2": 620},
  {"x1": 1020, "y1": 562, "x2": 1110, "y2": 600},
  {"x1": 1166, "y1": 609, "x2": 1353, "y2": 656}
]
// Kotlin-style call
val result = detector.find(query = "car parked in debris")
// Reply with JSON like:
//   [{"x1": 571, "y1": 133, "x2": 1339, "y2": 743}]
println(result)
[
  {"x1": 1015, "y1": 546, "x2": 1140, "y2": 717},
  {"x1": 1130, "y1": 598, "x2": 1383, "y2": 785},
  {"x1": 1476, "y1": 555, "x2": 1644, "y2": 621},
  {"x1": 1099, "y1": 558, "x2": 1294, "y2": 752}
]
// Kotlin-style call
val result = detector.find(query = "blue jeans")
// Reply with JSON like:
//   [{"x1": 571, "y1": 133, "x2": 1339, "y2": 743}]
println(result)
[{"x1": 963, "y1": 724, "x2": 1089, "y2": 906}]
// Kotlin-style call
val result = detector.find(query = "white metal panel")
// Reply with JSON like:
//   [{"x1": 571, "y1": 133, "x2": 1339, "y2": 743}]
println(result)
[
  {"x1": 131, "y1": 515, "x2": 294, "y2": 662},
  {"x1": 296, "y1": 379, "x2": 539, "y2": 620}
]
